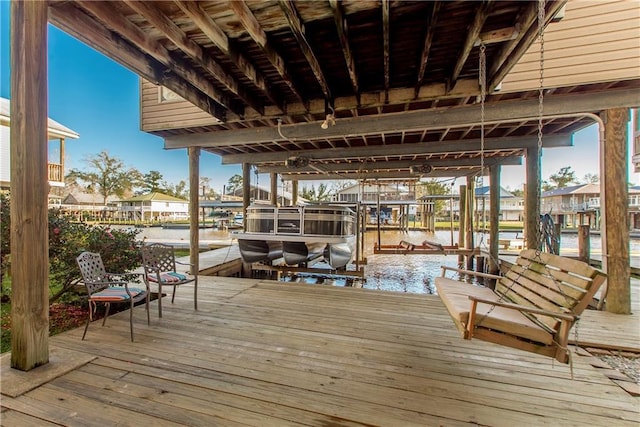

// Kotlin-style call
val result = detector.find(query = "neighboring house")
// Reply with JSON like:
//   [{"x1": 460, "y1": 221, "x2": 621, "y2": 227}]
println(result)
[
  {"x1": 541, "y1": 184, "x2": 640, "y2": 230},
  {"x1": 118, "y1": 192, "x2": 189, "y2": 222},
  {"x1": 445, "y1": 186, "x2": 523, "y2": 222},
  {"x1": 0, "y1": 97, "x2": 79, "y2": 202},
  {"x1": 60, "y1": 191, "x2": 120, "y2": 219},
  {"x1": 227, "y1": 184, "x2": 305, "y2": 206},
  {"x1": 334, "y1": 182, "x2": 414, "y2": 203}
]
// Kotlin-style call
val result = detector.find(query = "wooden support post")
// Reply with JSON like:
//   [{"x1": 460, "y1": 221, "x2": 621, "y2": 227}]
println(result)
[
  {"x1": 242, "y1": 162, "x2": 251, "y2": 230},
  {"x1": 601, "y1": 108, "x2": 631, "y2": 314},
  {"x1": 291, "y1": 180, "x2": 298, "y2": 206},
  {"x1": 376, "y1": 181, "x2": 381, "y2": 249},
  {"x1": 270, "y1": 172, "x2": 278, "y2": 205},
  {"x1": 525, "y1": 145, "x2": 541, "y2": 249},
  {"x1": 10, "y1": 0, "x2": 49, "y2": 371},
  {"x1": 465, "y1": 177, "x2": 475, "y2": 270},
  {"x1": 489, "y1": 165, "x2": 501, "y2": 275},
  {"x1": 189, "y1": 147, "x2": 200, "y2": 286},
  {"x1": 458, "y1": 185, "x2": 467, "y2": 267},
  {"x1": 578, "y1": 224, "x2": 590, "y2": 263}
]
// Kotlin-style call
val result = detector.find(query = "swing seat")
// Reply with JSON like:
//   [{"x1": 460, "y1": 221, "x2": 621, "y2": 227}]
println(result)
[{"x1": 435, "y1": 249, "x2": 607, "y2": 363}]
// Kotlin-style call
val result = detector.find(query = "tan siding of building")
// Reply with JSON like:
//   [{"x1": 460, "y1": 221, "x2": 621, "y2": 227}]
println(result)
[
  {"x1": 501, "y1": 0, "x2": 640, "y2": 92},
  {"x1": 139, "y1": 79, "x2": 219, "y2": 132}
]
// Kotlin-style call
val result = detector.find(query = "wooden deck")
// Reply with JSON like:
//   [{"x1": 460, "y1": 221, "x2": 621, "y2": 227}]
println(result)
[{"x1": 2, "y1": 277, "x2": 639, "y2": 426}]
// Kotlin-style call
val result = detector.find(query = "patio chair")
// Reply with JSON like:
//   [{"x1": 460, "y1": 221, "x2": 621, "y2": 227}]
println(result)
[
  {"x1": 141, "y1": 243, "x2": 197, "y2": 317},
  {"x1": 76, "y1": 252, "x2": 150, "y2": 342}
]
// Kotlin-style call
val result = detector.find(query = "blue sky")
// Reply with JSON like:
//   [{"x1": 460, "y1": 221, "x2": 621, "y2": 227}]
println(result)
[{"x1": 0, "y1": 1, "x2": 636, "y2": 194}]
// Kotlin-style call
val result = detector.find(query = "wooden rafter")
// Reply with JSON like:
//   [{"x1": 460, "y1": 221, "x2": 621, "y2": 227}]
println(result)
[
  {"x1": 329, "y1": 0, "x2": 359, "y2": 104},
  {"x1": 257, "y1": 156, "x2": 522, "y2": 174},
  {"x1": 174, "y1": 0, "x2": 285, "y2": 114},
  {"x1": 124, "y1": 0, "x2": 264, "y2": 115},
  {"x1": 278, "y1": 0, "x2": 332, "y2": 101},
  {"x1": 52, "y1": 2, "x2": 229, "y2": 120},
  {"x1": 448, "y1": 0, "x2": 492, "y2": 92},
  {"x1": 415, "y1": 2, "x2": 440, "y2": 99},
  {"x1": 382, "y1": 0, "x2": 390, "y2": 103},
  {"x1": 228, "y1": 0, "x2": 307, "y2": 110},
  {"x1": 217, "y1": 135, "x2": 570, "y2": 165}
]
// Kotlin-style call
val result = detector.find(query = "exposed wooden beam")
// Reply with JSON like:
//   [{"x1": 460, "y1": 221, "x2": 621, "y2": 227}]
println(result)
[
  {"x1": 257, "y1": 156, "x2": 522, "y2": 174},
  {"x1": 329, "y1": 0, "x2": 359, "y2": 103},
  {"x1": 477, "y1": 26, "x2": 519, "y2": 46},
  {"x1": 124, "y1": 0, "x2": 264, "y2": 115},
  {"x1": 279, "y1": 0, "x2": 332, "y2": 100},
  {"x1": 382, "y1": 0, "x2": 390, "y2": 103},
  {"x1": 448, "y1": 1, "x2": 492, "y2": 92},
  {"x1": 489, "y1": 0, "x2": 568, "y2": 91},
  {"x1": 50, "y1": 2, "x2": 229, "y2": 120},
  {"x1": 280, "y1": 169, "x2": 482, "y2": 181},
  {"x1": 415, "y1": 2, "x2": 440, "y2": 99},
  {"x1": 219, "y1": 135, "x2": 569, "y2": 165},
  {"x1": 164, "y1": 87, "x2": 639, "y2": 149},
  {"x1": 174, "y1": 0, "x2": 285, "y2": 113},
  {"x1": 228, "y1": 0, "x2": 307, "y2": 108}
]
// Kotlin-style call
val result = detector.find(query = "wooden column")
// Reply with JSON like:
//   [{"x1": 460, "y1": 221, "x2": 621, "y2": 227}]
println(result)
[
  {"x1": 270, "y1": 172, "x2": 278, "y2": 206},
  {"x1": 242, "y1": 162, "x2": 251, "y2": 230},
  {"x1": 465, "y1": 176, "x2": 475, "y2": 270},
  {"x1": 578, "y1": 224, "x2": 590, "y2": 263},
  {"x1": 601, "y1": 109, "x2": 631, "y2": 314},
  {"x1": 10, "y1": 0, "x2": 49, "y2": 371},
  {"x1": 458, "y1": 185, "x2": 467, "y2": 267},
  {"x1": 291, "y1": 180, "x2": 298, "y2": 206},
  {"x1": 188, "y1": 147, "x2": 200, "y2": 290},
  {"x1": 489, "y1": 165, "x2": 501, "y2": 275},
  {"x1": 525, "y1": 145, "x2": 541, "y2": 249}
]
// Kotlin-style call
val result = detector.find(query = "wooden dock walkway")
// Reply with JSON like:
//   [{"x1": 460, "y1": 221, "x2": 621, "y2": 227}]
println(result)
[{"x1": 2, "y1": 278, "x2": 638, "y2": 426}]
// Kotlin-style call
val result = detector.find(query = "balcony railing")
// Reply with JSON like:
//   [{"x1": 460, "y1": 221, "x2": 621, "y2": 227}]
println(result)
[{"x1": 47, "y1": 163, "x2": 63, "y2": 183}]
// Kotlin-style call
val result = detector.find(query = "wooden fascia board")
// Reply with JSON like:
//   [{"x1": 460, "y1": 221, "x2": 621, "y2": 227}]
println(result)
[
  {"x1": 219, "y1": 135, "x2": 570, "y2": 165},
  {"x1": 257, "y1": 156, "x2": 523, "y2": 174},
  {"x1": 164, "y1": 88, "x2": 638, "y2": 149},
  {"x1": 49, "y1": 3, "x2": 227, "y2": 120}
]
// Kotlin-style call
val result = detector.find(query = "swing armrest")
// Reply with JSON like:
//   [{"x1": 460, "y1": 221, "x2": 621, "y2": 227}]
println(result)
[
  {"x1": 468, "y1": 296, "x2": 578, "y2": 322},
  {"x1": 440, "y1": 265, "x2": 502, "y2": 280}
]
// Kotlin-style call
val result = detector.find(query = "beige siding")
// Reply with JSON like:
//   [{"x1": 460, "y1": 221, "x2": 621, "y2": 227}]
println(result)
[
  {"x1": 501, "y1": 0, "x2": 640, "y2": 92},
  {"x1": 139, "y1": 79, "x2": 220, "y2": 132}
]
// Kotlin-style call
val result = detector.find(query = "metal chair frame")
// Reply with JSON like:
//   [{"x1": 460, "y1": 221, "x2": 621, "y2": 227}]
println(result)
[
  {"x1": 141, "y1": 243, "x2": 197, "y2": 318},
  {"x1": 76, "y1": 252, "x2": 150, "y2": 341}
]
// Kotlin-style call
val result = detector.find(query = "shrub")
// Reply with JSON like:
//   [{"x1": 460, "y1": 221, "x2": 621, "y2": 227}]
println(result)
[{"x1": 1, "y1": 193, "x2": 142, "y2": 303}]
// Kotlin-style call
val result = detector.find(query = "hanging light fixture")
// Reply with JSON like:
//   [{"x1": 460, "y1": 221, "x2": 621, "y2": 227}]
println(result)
[{"x1": 321, "y1": 105, "x2": 336, "y2": 129}]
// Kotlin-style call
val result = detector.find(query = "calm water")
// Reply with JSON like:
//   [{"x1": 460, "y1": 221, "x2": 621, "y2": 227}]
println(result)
[{"x1": 122, "y1": 226, "x2": 639, "y2": 294}]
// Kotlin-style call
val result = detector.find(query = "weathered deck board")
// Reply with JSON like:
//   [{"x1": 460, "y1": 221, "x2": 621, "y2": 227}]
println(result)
[{"x1": 2, "y1": 277, "x2": 638, "y2": 426}]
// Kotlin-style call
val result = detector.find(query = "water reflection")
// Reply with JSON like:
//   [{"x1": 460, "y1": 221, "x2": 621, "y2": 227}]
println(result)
[{"x1": 124, "y1": 225, "x2": 638, "y2": 294}]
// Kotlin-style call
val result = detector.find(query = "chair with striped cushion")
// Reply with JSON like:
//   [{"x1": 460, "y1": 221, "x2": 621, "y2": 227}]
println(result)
[
  {"x1": 76, "y1": 252, "x2": 150, "y2": 341},
  {"x1": 141, "y1": 243, "x2": 197, "y2": 318}
]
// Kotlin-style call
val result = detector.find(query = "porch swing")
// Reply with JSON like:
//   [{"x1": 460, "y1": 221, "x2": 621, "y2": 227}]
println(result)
[{"x1": 435, "y1": 0, "x2": 607, "y2": 365}]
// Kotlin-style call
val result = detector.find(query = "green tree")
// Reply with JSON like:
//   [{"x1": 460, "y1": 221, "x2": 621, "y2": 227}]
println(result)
[
  {"x1": 300, "y1": 183, "x2": 332, "y2": 202},
  {"x1": 140, "y1": 170, "x2": 166, "y2": 193},
  {"x1": 166, "y1": 180, "x2": 188, "y2": 199},
  {"x1": 582, "y1": 173, "x2": 599, "y2": 184},
  {"x1": 543, "y1": 166, "x2": 577, "y2": 191},
  {"x1": 416, "y1": 179, "x2": 450, "y2": 214},
  {"x1": 67, "y1": 151, "x2": 141, "y2": 205},
  {"x1": 227, "y1": 174, "x2": 243, "y2": 195}
]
